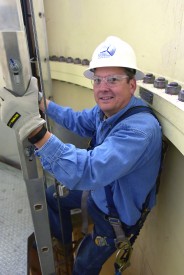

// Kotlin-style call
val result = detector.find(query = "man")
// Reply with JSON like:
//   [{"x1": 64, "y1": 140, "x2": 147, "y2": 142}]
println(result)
[{"x1": 0, "y1": 36, "x2": 162, "y2": 274}]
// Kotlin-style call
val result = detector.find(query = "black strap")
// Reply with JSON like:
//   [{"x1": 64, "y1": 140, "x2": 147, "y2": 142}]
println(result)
[
  {"x1": 114, "y1": 105, "x2": 156, "y2": 124},
  {"x1": 104, "y1": 106, "x2": 160, "y2": 218},
  {"x1": 28, "y1": 126, "x2": 47, "y2": 144},
  {"x1": 88, "y1": 106, "x2": 161, "y2": 234},
  {"x1": 88, "y1": 106, "x2": 158, "y2": 150}
]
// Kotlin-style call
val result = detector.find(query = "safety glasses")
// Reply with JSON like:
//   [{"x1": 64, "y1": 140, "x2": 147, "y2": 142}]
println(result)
[{"x1": 91, "y1": 74, "x2": 129, "y2": 87}]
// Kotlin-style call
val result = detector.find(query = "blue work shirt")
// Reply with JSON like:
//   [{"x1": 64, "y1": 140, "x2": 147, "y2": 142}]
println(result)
[{"x1": 35, "y1": 95, "x2": 162, "y2": 226}]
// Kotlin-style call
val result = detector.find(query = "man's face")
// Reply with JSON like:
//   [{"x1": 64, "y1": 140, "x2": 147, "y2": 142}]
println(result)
[{"x1": 93, "y1": 67, "x2": 136, "y2": 117}]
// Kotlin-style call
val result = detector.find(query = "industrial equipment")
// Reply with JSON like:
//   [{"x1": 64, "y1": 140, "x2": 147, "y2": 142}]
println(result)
[{"x1": 0, "y1": 0, "x2": 55, "y2": 274}]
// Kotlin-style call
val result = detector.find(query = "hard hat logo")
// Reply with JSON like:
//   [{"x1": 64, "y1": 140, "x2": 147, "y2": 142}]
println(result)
[
  {"x1": 83, "y1": 36, "x2": 144, "y2": 81},
  {"x1": 98, "y1": 44, "x2": 116, "y2": 58}
]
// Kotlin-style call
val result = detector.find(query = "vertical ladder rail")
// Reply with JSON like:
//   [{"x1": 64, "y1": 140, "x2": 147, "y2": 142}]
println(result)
[
  {"x1": 17, "y1": 139, "x2": 56, "y2": 275},
  {"x1": 0, "y1": 0, "x2": 56, "y2": 274},
  {"x1": 28, "y1": 0, "x2": 53, "y2": 130}
]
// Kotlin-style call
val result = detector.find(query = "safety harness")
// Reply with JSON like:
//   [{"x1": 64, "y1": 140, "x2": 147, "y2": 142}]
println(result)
[{"x1": 87, "y1": 106, "x2": 165, "y2": 274}]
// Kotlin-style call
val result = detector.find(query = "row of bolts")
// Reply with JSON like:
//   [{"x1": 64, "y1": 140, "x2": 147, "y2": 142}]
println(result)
[
  {"x1": 49, "y1": 55, "x2": 184, "y2": 102},
  {"x1": 143, "y1": 73, "x2": 184, "y2": 102},
  {"x1": 49, "y1": 55, "x2": 90, "y2": 65}
]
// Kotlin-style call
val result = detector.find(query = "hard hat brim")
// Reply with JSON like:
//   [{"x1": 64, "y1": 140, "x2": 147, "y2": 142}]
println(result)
[{"x1": 83, "y1": 66, "x2": 144, "y2": 81}]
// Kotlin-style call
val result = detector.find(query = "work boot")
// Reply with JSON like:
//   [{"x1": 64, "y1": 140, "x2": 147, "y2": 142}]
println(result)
[{"x1": 52, "y1": 237, "x2": 74, "y2": 275}]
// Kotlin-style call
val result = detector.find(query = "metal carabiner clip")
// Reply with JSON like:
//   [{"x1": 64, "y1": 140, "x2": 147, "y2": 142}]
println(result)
[{"x1": 115, "y1": 239, "x2": 132, "y2": 272}]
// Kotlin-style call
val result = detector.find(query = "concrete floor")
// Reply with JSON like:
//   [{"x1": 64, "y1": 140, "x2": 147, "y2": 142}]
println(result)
[{"x1": 0, "y1": 162, "x2": 33, "y2": 275}]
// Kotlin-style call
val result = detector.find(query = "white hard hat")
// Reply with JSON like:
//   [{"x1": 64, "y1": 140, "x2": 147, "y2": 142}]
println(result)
[{"x1": 83, "y1": 36, "x2": 144, "y2": 80}]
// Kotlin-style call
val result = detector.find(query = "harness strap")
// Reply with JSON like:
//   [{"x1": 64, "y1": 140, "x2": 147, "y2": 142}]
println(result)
[
  {"x1": 107, "y1": 217, "x2": 126, "y2": 246},
  {"x1": 81, "y1": 106, "x2": 161, "y2": 274},
  {"x1": 104, "y1": 105, "x2": 160, "y2": 219},
  {"x1": 81, "y1": 190, "x2": 90, "y2": 234},
  {"x1": 102, "y1": 106, "x2": 161, "y2": 274}
]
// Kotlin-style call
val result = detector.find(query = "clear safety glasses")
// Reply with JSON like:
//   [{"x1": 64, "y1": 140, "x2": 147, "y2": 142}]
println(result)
[{"x1": 91, "y1": 74, "x2": 129, "y2": 88}]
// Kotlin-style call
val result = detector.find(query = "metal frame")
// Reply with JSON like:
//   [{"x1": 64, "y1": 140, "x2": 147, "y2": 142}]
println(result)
[{"x1": 0, "y1": 0, "x2": 55, "y2": 274}]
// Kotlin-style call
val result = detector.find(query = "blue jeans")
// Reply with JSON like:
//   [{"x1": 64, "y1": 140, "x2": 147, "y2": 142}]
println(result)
[{"x1": 46, "y1": 185, "x2": 117, "y2": 274}]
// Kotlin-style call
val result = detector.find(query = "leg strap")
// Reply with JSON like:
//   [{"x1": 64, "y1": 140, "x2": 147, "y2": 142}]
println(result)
[{"x1": 107, "y1": 217, "x2": 126, "y2": 247}]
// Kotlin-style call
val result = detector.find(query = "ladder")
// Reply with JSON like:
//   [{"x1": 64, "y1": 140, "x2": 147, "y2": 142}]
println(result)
[{"x1": 0, "y1": 0, "x2": 55, "y2": 274}]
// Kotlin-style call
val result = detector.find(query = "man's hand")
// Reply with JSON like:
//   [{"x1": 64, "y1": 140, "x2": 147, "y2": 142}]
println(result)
[
  {"x1": 0, "y1": 77, "x2": 45, "y2": 141},
  {"x1": 39, "y1": 92, "x2": 50, "y2": 112}
]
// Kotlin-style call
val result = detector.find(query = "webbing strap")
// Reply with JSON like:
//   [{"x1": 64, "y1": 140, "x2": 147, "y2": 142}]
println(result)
[
  {"x1": 104, "y1": 105, "x2": 159, "y2": 218},
  {"x1": 106, "y1": 106, "x2": 157, "y2": 142},
  {"x1": 81, "y1": 190, "x2": 90, "y2": 234},
  {"x1": 102, "y1": 106, "x2": 161, "y2": 274},
  {"x1": 109, "y1": 219, "x2": 126, "y2": 245},
  {"x1": 81, "y1": 106, "x2": 161, "y2": 274},
  {"x1": 88, "y1": 106, "x2": 157, "y2": 151}
]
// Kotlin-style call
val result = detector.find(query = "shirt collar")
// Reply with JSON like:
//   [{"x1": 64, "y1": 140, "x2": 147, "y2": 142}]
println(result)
[{"x1": 98, "y1": 96, "x2": 137, "y2": 125}]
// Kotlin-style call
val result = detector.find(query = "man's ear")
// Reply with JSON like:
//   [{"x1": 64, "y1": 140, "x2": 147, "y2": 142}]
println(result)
[{"x1": 130, "y1": 78, "x2": 137, "y2": 95}]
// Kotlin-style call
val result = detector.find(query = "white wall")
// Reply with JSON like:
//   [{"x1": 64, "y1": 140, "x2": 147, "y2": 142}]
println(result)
[{"x1": 44, "y1": 0, "x2": 184, "y2": 83}]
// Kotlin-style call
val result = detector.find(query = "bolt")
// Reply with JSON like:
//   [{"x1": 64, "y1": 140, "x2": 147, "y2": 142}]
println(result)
[
  {"x1": 81, "y1": 59, "x2": 90, "y2": 65},
  {"x1": 74, "y1": 58, "x2": 81, "y2": 64},
  {"x1": 165, "y1": 82, "x2": 181, "y2": 95},
  {"x1": 38, "y1": 12, "x2": 44, "y2": 18},
  {"x1": 66, "y1": 57, "x2": 73, "y2": 63},
  {"x1": 143, "y1": 73, "x2": 155, "y2": 84},
  {"x1": 154, "y1": 77, "x2": 168, "y2": 89},
  {"x1": 178, "y1": 90, "x2": 184, "y2": 102},
  {"x1": 58, "y1": 56, "x2": 66, "y2": 62},
  {"x1": 49, "y1": 55, "x2": 59, "y2": 61},
  {"x1": 25, "y1": 146, "x2": 34, "y2": 161}
]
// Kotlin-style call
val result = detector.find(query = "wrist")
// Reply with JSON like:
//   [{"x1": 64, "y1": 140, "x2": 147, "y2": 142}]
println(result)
[
  {"x1": 28, "y1": 126, "x2": 47, "y2": 144},
  {"x1": 29, "y1": 126, "x2": 43, "y2": 138}
]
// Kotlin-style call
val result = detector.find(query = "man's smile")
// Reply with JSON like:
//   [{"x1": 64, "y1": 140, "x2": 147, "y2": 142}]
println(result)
[{"x1": 99, "y1": 96, "x2": 114, "y2": 101}]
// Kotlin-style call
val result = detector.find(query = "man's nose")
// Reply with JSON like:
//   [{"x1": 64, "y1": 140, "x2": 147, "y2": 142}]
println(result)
[{"x1": 98, "y1": 79, "x2": 109, "y2": 88}]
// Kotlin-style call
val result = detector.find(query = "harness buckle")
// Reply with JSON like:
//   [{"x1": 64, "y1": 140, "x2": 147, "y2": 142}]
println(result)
[
  {"x1": 95, "y1": 236, "x2": 108, "y2": 246},
  {"x1": 107, "y1": 217, "x2": 121, "y2": 225},
  {"x1": 115, "y1": 239, "x2": 132, "y2": 272}
]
